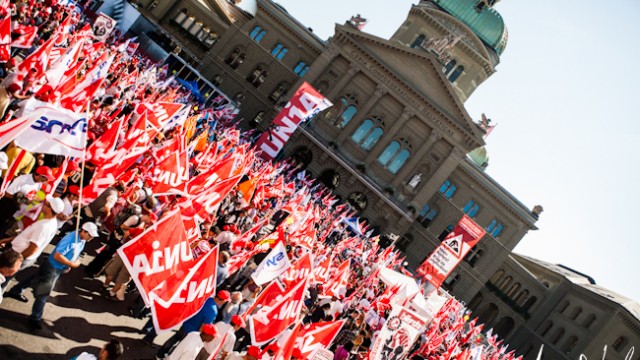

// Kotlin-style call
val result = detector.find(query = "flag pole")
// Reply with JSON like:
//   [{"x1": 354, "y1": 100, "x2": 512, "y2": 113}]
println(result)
[{"x1": 73, "y1": 100, "x2": 91, "y2": 245}]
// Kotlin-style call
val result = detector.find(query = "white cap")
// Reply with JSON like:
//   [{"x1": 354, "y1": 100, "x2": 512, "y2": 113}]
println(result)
[
  {"x1": 45, "y1": 195, "x2": 65, "y2": 214},
  {"x1": 0, "y1": 152, "x2": 8, "y2": 170},
  {"x1": 82, "y1": 222, "x2": 99, "y2": 238}
]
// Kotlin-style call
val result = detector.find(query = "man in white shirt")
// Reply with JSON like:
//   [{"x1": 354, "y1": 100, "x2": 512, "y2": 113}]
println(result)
[
  {"x1": 225, "y1": 346, "x2": 262, "y2": 360},
  {"x1": 0, "y1": 195, "x2": 64, "y2": 287},
  {"x1": 167, "y1": 324, "x2": 217, "y2": 360},
  {"x1": 200, "y1": 315, "x2": 245, "y2": 360}
]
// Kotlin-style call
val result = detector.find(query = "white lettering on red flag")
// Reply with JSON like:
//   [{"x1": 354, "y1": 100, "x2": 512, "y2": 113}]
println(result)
[
  {"x1": 249, "y1": 277, "x2": 309, "y2": 345},
  {"x1": 117, "y1": 210, "x2": 196, "y2": 304},
  {"x1": 280, "y1": 252, "x2": 313, "y2": 289},
  {"x1": 294, "y1": 320, "x2": 345, "y2": 359},
  {"x1": 150, "y1": 246, "x2": 219, "y2": 331},
  {"x1": 255, "y1": 82, "x2": 332, "y2": 160}
]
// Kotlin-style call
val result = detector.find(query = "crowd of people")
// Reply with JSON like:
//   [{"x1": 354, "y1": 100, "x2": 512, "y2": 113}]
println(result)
[{"x1": 0, "y1": 1, "x2": 523, "y2": 360}]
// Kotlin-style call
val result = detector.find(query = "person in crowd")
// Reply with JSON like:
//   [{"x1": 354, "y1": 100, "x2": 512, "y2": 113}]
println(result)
[
  {"x1": 70, "y1": 338, "x2": 124, "y2": 360},
  {"x1": 0, "y1": 250, "x2": 23, "y2": 304},
  {"x1": 6, "y1": 222, "x2": 98, "y2": 329},
  {"x1": 198, "y1": 314, "x2": 245, "y2": 360},
  {"x1": 166, "y1": 324, "x2": 217, "y2": 360}
]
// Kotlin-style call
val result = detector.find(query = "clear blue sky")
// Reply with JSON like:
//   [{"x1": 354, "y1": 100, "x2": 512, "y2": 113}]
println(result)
[{"x1": 275, "y1": 0, "x2": 640, "y2": 302}]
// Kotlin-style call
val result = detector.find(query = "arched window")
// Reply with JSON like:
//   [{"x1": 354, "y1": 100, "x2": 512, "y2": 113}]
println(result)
[
  {"x1": 396, "y1": 233, "x2": 414, "y2": 252},
  {"x1": 476, "y1": 303, "x2": 499, "y2": 328},
  {"x1": 550, "y1": 328, "x2": 565, "y2": 345},
  {"x1": 494, "y1": 317, "x2": 515, "y2": 339},
  {"x1": 352, "y1": 118, "x2": 384, "y2": 150},
  {"x1": 507, "y1": 283, "x2": 521, "y2": 298},
  {"x1": 570, "y1": 307, "x2": 582, "y2": 321},
  {"x1": 293, "y1": 61, "x2": 309, "y2": 76},
  {"x1": 468, "y1": 292, "x2": 483, "y2": 311},
  {"x1": 439, "y1": 179, "x2": 457, "y2": 199},
  {"x1": 251, "y1": 111, "x2": 264, "y2": 126},
  {"x1": 463, "y1": 199, "x2": 481, "y2": 217},
  {"x1": 558, "y1": 300, "x2": 570, "y2": 314},
  {"x1": 443, "y1": 59, "x2": 457, "y2": 75},
  {"x1": 347, "y1": 192, "x2": 368, "y2": 212},
  {"x1": 449, "y1": 65, "x2": 464, "y2": 82},
  {"x1": 225, "y1": 48, "x2": 246, "y2": 69},
  {"x1": 540, "y1": 320, "x2": 553, "y2": 337},
  {"x1": 378, "y1": 140, "x2": 411, "y2": 174},
  {"x1": 514, "y1": 289, "x2": 529, "y2": 305},
  {"x1": 318, "y1": 169, "x2": 340, "y2": 189},
  {"x1": 334, "y1": 96, "x2": 358, "y2": 128},
  {"x1": 613, "y1": 336, "x2": 628, "y2": 352},
  {"x1": 417, "y1": 204, "x2": 438, "y2": 227},
  {"x1": 490, "y1": 270, "x2": 504, "y2": 284},
  {"x1": 249, "y1": 26, "x2": 261, "y2": 39},
  {"x1": 498, "y1": 276, "x2": 513, "y2": 292},
  {"x1": 411, "y1": 34, "x2": 425, "y2": 48},
  {"x1": 582, "y1": 314, "x2": 596, "y2": 329},
  {"x1": 522, "y1": 296, "x2": 537, "y2": 311},
  {"x1": 271, "y1": 43, "x2": 288, "y2": 59},
  {"x1": 270, "y1": 83, "x2": 287, "y2": 103},
  {"x1": 247, "y1": 66, "x2": 268, "y2": 87},
  {"x1": 486, "y1": 219, "x2": 504, "y2": 237},
  {"x1": 464, "y1": 248, "x2": 484, "y2": 267},
  {"x1": 563, "y1": 336, "x2": 578, "y2": 354}
]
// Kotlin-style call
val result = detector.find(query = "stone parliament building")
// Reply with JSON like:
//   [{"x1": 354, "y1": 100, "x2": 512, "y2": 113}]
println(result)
[{"x1": 105, "y1": 0, "x2": 639, "y2": 357}]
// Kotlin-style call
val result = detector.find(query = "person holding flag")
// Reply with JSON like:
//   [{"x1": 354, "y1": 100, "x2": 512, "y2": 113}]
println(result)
[{"x1": 5, "y1": 222, "x2": 99, "y2": 330}]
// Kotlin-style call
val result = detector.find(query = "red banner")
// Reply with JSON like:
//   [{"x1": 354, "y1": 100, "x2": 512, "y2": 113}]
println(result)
[
  {"x1": 294, "y1": 320, "x2": 345, "y2": 358},
  {"x1": 117, "y1": 210, "x2": 195, "y2": 304},
  {"x1": 150, "y1": 150, "x2": 189, "y2": 195},
  {"x1": 280, "y1": 253, "x2": 313, "y2": 289},
  {"x1": 313, "y1": 254, "x2": 332, "y2": 284},
  {"x1": 240, "y1": 280, "x2": 286, "y2": 323},
  {"x1": 149, "y1": 246, "x2": 219, "y2": 331},
  {"x1": 255, "y1": 82, "x2": 332, "y2": 160},
  {"x1": 249, "y1": 278, "x2": 308, "y2": 345},
  {"x1": 416, "y1": 215, "x2": 485, "y2": 288},
  {"x1": 323, "y1": 260, "x2": 350, "y2": 297}
]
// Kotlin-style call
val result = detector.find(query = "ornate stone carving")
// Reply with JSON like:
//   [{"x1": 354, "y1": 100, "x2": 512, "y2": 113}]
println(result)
[{"x1": 421, "y1": 34, "x2": 462, "y2": 65}]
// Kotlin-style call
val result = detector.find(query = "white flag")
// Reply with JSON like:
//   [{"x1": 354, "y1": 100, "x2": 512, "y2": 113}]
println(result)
[
  {"x1": 251, "y1": 241, "x2": 291, "y2": 286},
  {"x1": 13, "y1": 99, "x2": 88, "y2": 157}
]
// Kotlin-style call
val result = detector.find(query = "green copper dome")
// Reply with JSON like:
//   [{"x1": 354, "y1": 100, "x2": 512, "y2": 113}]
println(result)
[
  {"x1": 432, "y1": 0, "x2": 508, "y2": 55},
  {"x1": 468, "y1": 146, "x2": 489, "y2": 168}
]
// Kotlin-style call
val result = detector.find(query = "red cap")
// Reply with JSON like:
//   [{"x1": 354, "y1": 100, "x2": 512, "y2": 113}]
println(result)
[
  {"x1": 231, "y1": 315, "x2": 246, "y2": 328},
  {"x1": 66, "y1": 160, "x2": 80, "y2": 172},
  {"x1": 202, "y1": 323, "x2": 217, "y2": 337},
  {"x1": 217, "y1": 290, "x2": 230, "y2": 301},
  {"x1": 35, "y1": 166, "x2": 55, "y2": 181},
  {"x1": 247, "y1": 346, "x2": 262, "y2": 358},
  {"x1": 265, "y1": 342, "x2": 279, "y2": 352},
  {"x1": 67, "y1": 185, "x2": 80, "y2": 196}
]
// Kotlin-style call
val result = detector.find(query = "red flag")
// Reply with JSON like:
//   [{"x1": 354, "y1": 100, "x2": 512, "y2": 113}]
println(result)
[
  {"x1": 189, "y1": 175, "x2": 243, "y2": 223},
  {"x1": 136, "y1": 102, "x2": 186, "y2": 131},
  {"x1": 294, "y1": 320, "x2": 346, "y2": 358},
  {"x1": 0, "y1": 116, "x2": 38, "y2": 150},
  {"x1": 10, "y1": 24, "x2": 37, "y2": 49},
  {"x1": 117, "y1": 210, "x2": 196, "y2": 304},
  {"x1": 150, "y1": 150, "x2": 189, "y2": 195},
  {"x1": 226, "y1": 248, "x2": 263, "y2": 277},
  {"x1": 323, "y1": 260, "x2": 350, "y2": 297},
  {"x1": 249, "y1": 277, "x2": 308, "y2": 345},
  {"x1": 86, "y1": 115, "x2": 126, "y2": 166},
  {"x1": 0, "y1": 16, "x2": 10, "y2": 63},
  {"x1": 272, "y1": 321, "x2": 303, "y2": 360},
  {"x1": 53, "y1": 15, "x2": 73, "y2": 46},
  {"x1": 16, "y1": 36, "x2": 55, "y2": 75},
  {"x1": 149, "y1": 246, "x2": 219, "y2": 331},
  {"x1": 313, "y1": 254, "x2": 332, "y2": 284},
  {"x1": 240, "y1": 279, "x2": 286, "y2": 323},
  {"x1": 280, "y1": 253, "x2": 313, "y2": 289}
]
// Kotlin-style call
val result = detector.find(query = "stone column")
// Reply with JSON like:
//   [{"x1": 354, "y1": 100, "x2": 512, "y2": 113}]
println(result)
[
  {"x1": 336, "y1": 84, "x2": 387, "y2": 145},
  {"x1": 392, "y1": 131, "x2": 443, "y2": 187},
  {"x1": 304, "y1": 46, "x2": 340, "y2": 84},
  {"x1": 411, "y1": 148, "x2": 465, "y2": 205},
  {"x1": 326, "y1": 64, "x2": 359, "y2": 101},
  {"x1": 363, "y1": 108, "x2": 413, "y2": 165}
]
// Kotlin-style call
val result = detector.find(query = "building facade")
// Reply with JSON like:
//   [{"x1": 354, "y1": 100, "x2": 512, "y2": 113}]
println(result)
[{"x1": 125, "y1": 0, "x2": 639, "y2": 357}]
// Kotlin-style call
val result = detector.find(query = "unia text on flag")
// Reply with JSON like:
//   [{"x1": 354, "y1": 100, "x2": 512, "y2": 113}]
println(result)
[
  {"x1": 150, "y1": 149, "x2": 189, "y2": 195},
  {"x1": 293, "y1": 320, "x2": 346, "y2": 359},
  {"x1": 416, "y1": 215, "x2": 485, "y2": 288},
  {"x1": 279, "y1": 252, "x2": 313, "y2": 289},
  {"x1": 254, "y1": 82, "x2": 332, "y2": 161},
  {"x1": 248, "y1": 277, "x2": 309, "y2": 345},
  {"x1": 149, "y1": 246, "x2": 219, "y2": 332},
  {"x1": 117, "y1": 210, "x2": 196, "y2": 305}
]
